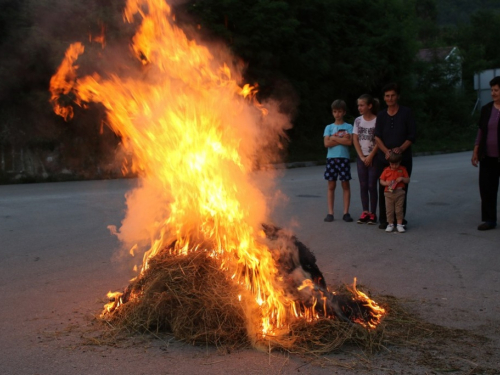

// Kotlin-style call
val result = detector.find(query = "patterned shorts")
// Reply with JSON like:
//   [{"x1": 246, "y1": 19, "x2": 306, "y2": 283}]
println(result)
[{"x1": 324, "y1": 158, "x2": 352, "y2": 181}]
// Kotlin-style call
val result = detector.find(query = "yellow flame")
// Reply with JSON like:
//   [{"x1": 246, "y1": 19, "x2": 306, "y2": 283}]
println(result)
[
  {"x1": 348, "y1": 277, "x2": 386, "y2": 329},
  {"x1": 103, "y1": 291, "x2": 124, "y2": 314}
]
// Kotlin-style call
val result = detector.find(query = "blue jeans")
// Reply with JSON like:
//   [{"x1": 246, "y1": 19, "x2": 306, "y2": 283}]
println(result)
[{"x1": 356, "y1": 157, "x2": 378, "y2": 213}]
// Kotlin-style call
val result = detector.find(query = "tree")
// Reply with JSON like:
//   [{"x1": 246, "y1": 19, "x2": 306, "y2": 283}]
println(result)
[
  {"x1": 454, "y1": 9, "x2": 500, "y2": 91},
  {"x1": 0, "y1": 0, "x2": 126, "y2": 180},
  {"x1": 415, "y1": 0, "x2": 440, "y2": 43},
  {"x1": 436, "y1": 0, "x2": 500, "y2": 25},
  {"x1": 188, "y1": 0, "x2": 418, "y2": 160}
]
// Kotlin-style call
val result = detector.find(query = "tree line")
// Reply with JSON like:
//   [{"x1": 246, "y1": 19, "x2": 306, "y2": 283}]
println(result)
[{"x1": 0, "y1": 0, "x2": 499, "y2": 182}]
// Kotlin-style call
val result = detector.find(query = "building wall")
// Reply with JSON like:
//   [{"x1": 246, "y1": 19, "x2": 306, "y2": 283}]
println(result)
[{"x1": 474, "y1": 68, "x2": 500, "y2": 108}]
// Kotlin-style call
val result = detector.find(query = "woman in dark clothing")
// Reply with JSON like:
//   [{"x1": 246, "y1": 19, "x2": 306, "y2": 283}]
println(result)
[
  {"x1": 374, "y1": 83, "x2": 417, "y2": 229},
  {"x1": 471, "y1": 76, "x2": 500, "y2": 231}
]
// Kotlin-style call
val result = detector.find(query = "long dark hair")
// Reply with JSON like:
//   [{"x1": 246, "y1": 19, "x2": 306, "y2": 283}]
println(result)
[{"x1": 358, "y1": 94, "x2": 379, "y2": 115}]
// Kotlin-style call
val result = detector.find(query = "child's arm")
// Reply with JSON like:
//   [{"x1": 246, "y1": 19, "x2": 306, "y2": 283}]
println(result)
[
  {"x1": 364, "y1": 144, "x2": 379, "y2": 166},
  {"x1": 395, "y1": 168, "x2": 410, "y2": 184},
  {"x1": 353, "y1": 134, "x2": 365, "y2": 160},
  {"x1": 379, "y1": 170, "x2": 390, "y2": 186},
  {"x1": 334, "y1": 134, "x2": 352, "y2": 146},
  {"x1": 379, "y1": 179, "x2": 390, "y2": 187},
  {"x1": 324, "y1": 136, "x2": 339, "y2": 148}
]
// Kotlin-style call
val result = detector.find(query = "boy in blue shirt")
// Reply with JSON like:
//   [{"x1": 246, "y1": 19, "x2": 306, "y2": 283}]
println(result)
[{"x1": 323, "y1": 100, "x2": 354, "y2": 222}]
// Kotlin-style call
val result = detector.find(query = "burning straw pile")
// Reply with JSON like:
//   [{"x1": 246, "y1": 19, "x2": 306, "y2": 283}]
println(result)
[{"x1": 101, "y1": 226, "x2": 386, "y2": 354}]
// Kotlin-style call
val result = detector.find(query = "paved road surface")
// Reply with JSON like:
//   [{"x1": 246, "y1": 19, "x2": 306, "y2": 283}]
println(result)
[{"x1": 1, "y1": 151, "x2": 499, "y2": 374}]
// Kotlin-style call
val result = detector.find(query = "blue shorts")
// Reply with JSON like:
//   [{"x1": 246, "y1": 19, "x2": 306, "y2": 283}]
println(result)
[{"x1": 324, "y1": 158, "x2": 352, "y2": 181}]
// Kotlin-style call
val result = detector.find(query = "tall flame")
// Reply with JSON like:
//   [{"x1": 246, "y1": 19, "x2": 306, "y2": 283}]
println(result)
[{"x1": 50, "y1": 0, "x2": 384, "y2": 339}]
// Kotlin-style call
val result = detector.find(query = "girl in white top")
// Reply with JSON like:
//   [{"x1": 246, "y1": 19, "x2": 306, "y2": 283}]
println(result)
[{"x1": 353, "y1": 94, "x2": 379, "y2": 224}]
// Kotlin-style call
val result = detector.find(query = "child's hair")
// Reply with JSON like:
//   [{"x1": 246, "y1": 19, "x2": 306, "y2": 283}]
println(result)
[
  {"x1": 382, "y1": 82, "x2": 400, "y2": 95},
  {"x1": 388, "y1": 152, "x2": 403, "y2": 164},
  {"x1": 331, "y1": 99, "x2": 346, "y2": 111},
  {"x1": 358, "y1": 94, "x2": 380, "y2": 115}
]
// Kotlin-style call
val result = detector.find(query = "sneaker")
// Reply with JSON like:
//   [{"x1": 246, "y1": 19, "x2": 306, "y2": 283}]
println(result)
[
  {"x1": 397, "y1": 224, "x2": 406, "y2": 233},
  {"x1": 379, "y1": 221, "x2": 388, "y2": 230},
  {"x1": 367, "y1": 213, "x2": 377, "y2": 225},
  {"x1": 357, "y1": 212, "x2": 369, "y2": 224},
  {"x1": 343, "y1": 213, "x2": 353, "y2": 222},
  {"x1": 385, "y1": 224, "x2": 394, "y2": 232},
  {"x1": 324, "y1": 214, "x2": 334, "y2": 222}
]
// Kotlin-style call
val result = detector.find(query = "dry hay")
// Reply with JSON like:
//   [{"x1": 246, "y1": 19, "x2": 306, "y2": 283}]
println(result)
[
  {"x1": 101, "y1": 251, "x2": 386, "y2": 353},
  {"x1": 99, "y1": 251, "x2": 495, "y2": 368},
  {"x1": 104, "y1": 251, "x2": 249, "y2": 347},
  {"x1": 271, "y1": 316, "x2": 383, "y2": 355}
]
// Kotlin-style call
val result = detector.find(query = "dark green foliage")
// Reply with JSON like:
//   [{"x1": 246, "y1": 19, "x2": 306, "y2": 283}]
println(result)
[
  {"x1": 436, "y1": 0, "x2": 500, "y2": 25},
  {"x1": 0, "y1": 0, "x2": 499, "y2": 180},
  {"x1": 408, "y1": 56, "x2": 477, "y2": 153},
  {"x1": 189, "y1": 0, "x2": 418, "y2": 161},
  {"x1": 452, "y1": 10, "x2": 500, "y2": 91},
  {"x1": 415, "y1": 0, "x2": 440, "y2": 43},
  {"x1": 407, "y1": 1, "x2": 500, "y2": 153}
]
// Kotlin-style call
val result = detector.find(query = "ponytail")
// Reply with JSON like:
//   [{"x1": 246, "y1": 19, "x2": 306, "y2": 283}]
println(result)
[{"x1": 358, "y1": 94, "x2": 379, "y2": 115}]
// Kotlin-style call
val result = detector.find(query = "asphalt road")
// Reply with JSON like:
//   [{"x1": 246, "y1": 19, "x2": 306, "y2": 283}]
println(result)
[{"x1": 0, "y1": 151, "x2": 499, "y2": 374}]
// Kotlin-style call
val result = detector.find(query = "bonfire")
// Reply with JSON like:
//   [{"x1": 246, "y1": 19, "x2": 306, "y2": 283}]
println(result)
[{"x1": 50, "y1": 0, "x2": 385, "y2": 352}]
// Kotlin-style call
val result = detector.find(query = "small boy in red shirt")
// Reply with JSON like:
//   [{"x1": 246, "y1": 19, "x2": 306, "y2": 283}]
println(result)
[{"x1": 379, "y1": 152, "x2": 410, "y2": 233}]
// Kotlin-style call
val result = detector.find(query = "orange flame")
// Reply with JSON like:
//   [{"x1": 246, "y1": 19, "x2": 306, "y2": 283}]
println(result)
[
  {"x1": 89, "y1": 24, "x2": 106, "y2": 49},
  {"x1": 50, "y1": 0, "x2": 384, "y2": 338},
  {"x1": 49, "y1": 42, "x2": 84, "y2": 120},
  {"x1": 348, "y1": 277, "x2": 386, "y2": 329}
]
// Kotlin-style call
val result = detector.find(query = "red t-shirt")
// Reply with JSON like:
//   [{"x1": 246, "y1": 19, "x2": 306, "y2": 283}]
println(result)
[{"x1": 380, "y1": 166, "x2": 409, "y2": 192}]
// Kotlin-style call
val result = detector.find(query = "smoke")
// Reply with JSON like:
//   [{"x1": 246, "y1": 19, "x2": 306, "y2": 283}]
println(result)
[
  {"x1": 0, "y1": 0, "x2": 135, "y2": 177},
  {"x1": 48, "y1": 0, "x2": 294, "y2": 277}
]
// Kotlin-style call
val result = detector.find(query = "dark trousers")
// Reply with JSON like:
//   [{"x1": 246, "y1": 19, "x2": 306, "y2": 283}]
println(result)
[
  {"x1": 356, "y1": 157, "x2": 378, "y2": 213},
  {"x1": 479, "y1": 157, "x2": 500, "y2": 223},
  {"x1": 376, "y1": 156, "x2": 413, "y2": 224}
]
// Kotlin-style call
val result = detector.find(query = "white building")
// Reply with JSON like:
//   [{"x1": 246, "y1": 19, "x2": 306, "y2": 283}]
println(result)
[{"x1": 474, "y1": 68, "x2": 500, "y2": 110}]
